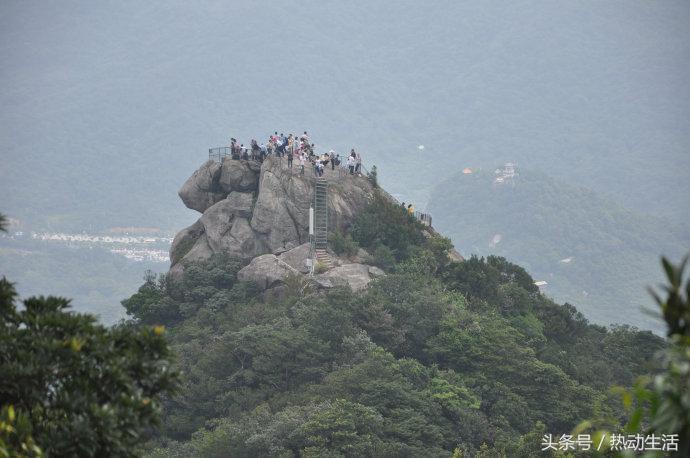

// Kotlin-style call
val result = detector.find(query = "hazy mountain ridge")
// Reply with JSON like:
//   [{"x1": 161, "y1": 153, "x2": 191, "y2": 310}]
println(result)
[
  {"x1": 429, "y1": 168, "x2": 689, "y2": 332},
  {"x1": 0, "y1": 231, "x2": 168, "y2": 323}
]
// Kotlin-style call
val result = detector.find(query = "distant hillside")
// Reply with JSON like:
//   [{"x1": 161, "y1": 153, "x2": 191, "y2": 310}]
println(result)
[
  {"x1": 0, "y1": 239, "x2": 165, "y2": 323},
  {"x1": 429, "y1": 168, "x2": 689, "y2": 332}
]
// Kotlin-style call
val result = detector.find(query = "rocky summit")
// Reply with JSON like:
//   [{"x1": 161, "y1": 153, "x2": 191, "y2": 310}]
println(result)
[{"x1": 170, "y1": 156, "x2": 380, "y2": 291}]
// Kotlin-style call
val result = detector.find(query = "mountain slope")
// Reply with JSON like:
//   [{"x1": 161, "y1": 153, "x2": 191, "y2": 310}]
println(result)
[
  {"x1": 121, "y1": 174, "x2": 665, "y2": 456},
  {"x1": 429, "y1": 168, "x2": 689, "y2": 332}
]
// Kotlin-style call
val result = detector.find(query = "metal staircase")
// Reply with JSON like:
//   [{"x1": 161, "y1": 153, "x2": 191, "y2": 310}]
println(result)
[{"x1": 312, "y1": 178, "x2": 332, "y2": 270}]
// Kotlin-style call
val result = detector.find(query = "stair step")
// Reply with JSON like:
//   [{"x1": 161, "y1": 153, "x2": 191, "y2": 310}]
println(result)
[
  {"x1": 315, "y1": 249, "x2": 332, "y2": 267},
  {"x1": 312, "y1": 178, "x2": 329, "y2": 260}
]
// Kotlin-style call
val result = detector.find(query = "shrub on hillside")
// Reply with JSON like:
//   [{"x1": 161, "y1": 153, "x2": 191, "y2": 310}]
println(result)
[
  {"x1": 371, "y1": 245, "x2": 396, "y2": 270},
  {"x1": 329, "y1": 231, "x2": 359, "y2": 258},
  {"x1": 351, "y1": 191, "x2": 425, "y2": 260}
]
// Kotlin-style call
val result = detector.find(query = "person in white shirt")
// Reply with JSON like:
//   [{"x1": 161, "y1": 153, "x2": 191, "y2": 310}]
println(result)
[{"x1": 347, "y1": 155, "x2": 355, "y2": 175}]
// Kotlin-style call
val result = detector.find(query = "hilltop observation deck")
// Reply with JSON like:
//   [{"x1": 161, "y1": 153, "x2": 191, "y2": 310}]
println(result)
[{"x1": 207, "y1": 146, "x2": 433, "y2": 227}]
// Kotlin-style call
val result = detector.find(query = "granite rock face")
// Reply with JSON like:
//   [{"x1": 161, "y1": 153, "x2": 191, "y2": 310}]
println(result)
[
  {"x1": 278, "y1": 243, "x2": 312, "y2": 273},
  {"x1": 170, "y1": 156, "x2": 374, "y2": 275},
  {"x1": 178, "y1": 160, "x2": 224, "y2": 213},
  {"x1": 178, "y1": 159, "x2": 260, "y2": 213},
  {"x1": 237, "y1": 254, "x2": 298, "y2": 290},
  {"x1": 314, "y1": 263, "x2": 378, "y2": 292},
  {"x1": 219, "y1": 160, "x2": 260, "y2": 192}
]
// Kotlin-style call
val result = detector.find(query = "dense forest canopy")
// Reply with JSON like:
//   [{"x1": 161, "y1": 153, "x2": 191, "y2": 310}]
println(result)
[
  {"x1": 2, "y1": 184, "x2": 687, "y2": 455},
  {"x1": 117, "y1": 195, "x2": 669, "y2": 456}
]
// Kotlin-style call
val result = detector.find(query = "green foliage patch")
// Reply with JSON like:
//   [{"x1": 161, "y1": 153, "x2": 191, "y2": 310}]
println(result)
[
  {"x1": 0, "y1": 277, "x2": 178, "y2": 457},
  {"x1": 115, "y1": 198, "x2": 669, "y2": 456}
]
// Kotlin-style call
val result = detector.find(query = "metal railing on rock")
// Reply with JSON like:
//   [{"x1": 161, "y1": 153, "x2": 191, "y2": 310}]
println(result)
[
  {"x1": 209, "y1": 147, "x2": 231, "y2": 163},
  {"x1": 414, "y1": 211, "x2": 433, "y2": 227}
]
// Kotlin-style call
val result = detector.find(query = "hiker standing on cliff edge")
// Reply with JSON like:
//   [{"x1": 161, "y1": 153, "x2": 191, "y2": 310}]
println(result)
[
  {"x1": 329, "y1": 150, "x2": 336, "y2": 170},
  {"x1": 347, "y1": 153, "x2": 355, "y2": 175}
]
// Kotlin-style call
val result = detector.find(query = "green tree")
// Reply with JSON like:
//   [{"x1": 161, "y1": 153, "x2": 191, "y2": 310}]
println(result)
[
  {"x1": 0, "y1": 278, "x2": 178, "y2": 457},
  {"x1": 328, "y1": 231, "x2": 359, "y2": 258},
  {"x1": 121, "y1": 270, "x2": 174, "y2": 325},
  {"x1": 351, "y1": 191, "x2": 425, "y2": 260},
  {"x1": 366, "y1": 165, "x2": 378, "y2": 188}
]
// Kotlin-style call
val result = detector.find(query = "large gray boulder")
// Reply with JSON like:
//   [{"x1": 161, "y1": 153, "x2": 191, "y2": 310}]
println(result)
[
  {"x1": 200, "y1": 198, "x2": 257, "y2": 258},
  {"x1": 250, "y1": 157, "x2": 374, "y2": 253},
  {"x1": 170, "y1": 219, "x2": 204, "y2": 265},
  {"x1": 314, "y1": 263, "x2": 381, "y2": 291},
  {"x1": 168, "y1": 234, "x2": 215, "y2": 282},
  {"x1": 183, "y1": 235, "x2": 214, "y2": 263},
  {"x1": 219, "y1": 159, "x2": 260, "y2": 192},
  {"x1": 250, "y1": 165, "x2": 311, "y2": 252},
  {"x1": 368, "y1": 265, "x2": 386, "y2": 277},
  {"x1": 237, "y1": 255, "x2": 384, "y2": 293},
  {"x1": 179, "y1": 159, "x2": 260, "y2": 214},
  {"x1": 278, "y1": 242, "x2": 312, "y2": 273},
  {"x1": 178, "y1": 160, "x2": 224, "y2": 213},
  {"x1": 228, "y1": 217, "x2": 257, "y2": 256},
  {"x1": 224, "y1": 191, "x2": 254, "y2": 218},
  {"x1": 237, "y1": 254, "x2": 299, "y2": 290}
]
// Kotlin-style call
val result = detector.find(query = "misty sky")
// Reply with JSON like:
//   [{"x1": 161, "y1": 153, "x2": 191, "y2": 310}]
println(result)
[{"x1": 1, "y1": 0, "x2": 689, "y2": 230}]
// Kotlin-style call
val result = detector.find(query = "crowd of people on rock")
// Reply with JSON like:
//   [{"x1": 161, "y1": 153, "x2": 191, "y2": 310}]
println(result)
[
  {"x1": 222, "y1": 131, "x2": 431, "y2": 225},
  {"x1": 227, "y1": 131, "x2": 364, "y2": 177}
]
